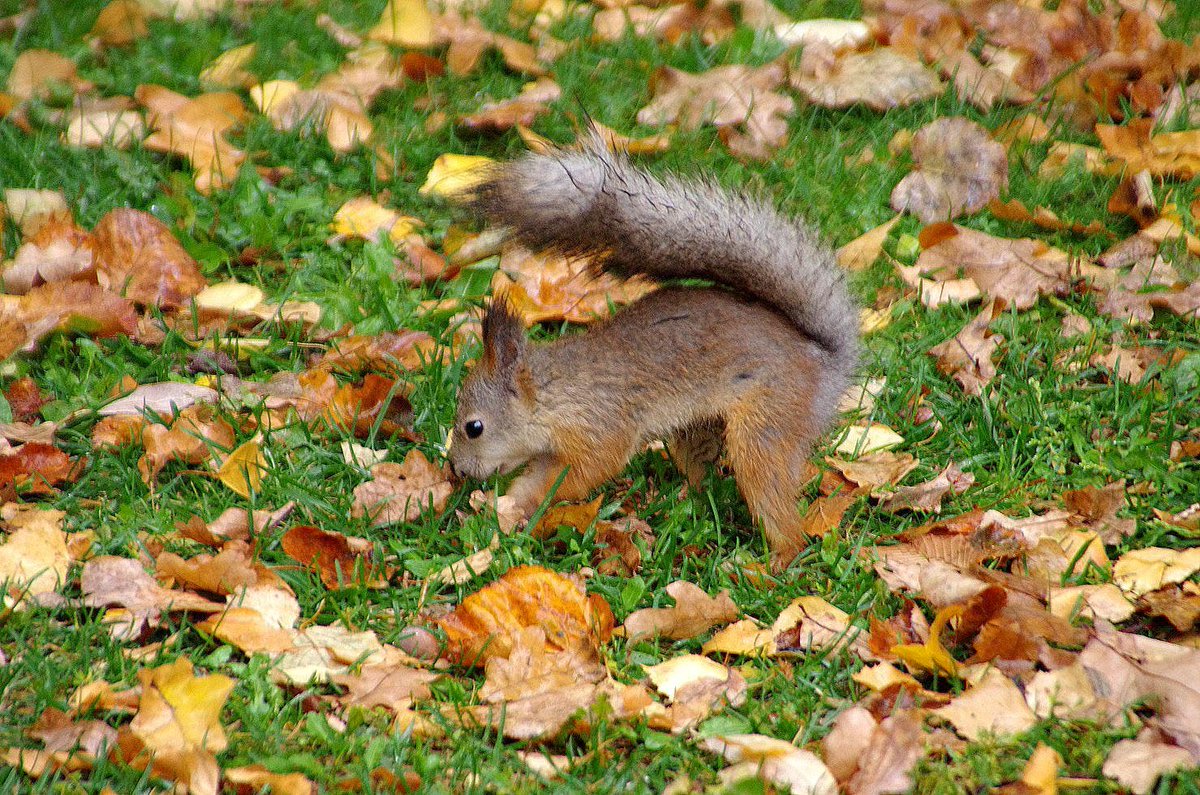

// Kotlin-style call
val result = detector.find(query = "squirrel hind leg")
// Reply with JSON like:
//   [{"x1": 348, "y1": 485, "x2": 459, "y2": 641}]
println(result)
[
  {"x1": 667, "y1": 419, "x2": 725, "y2": 487},
  {"x1": 724, "y1": 401, "x2": 818, "y2": 572}
]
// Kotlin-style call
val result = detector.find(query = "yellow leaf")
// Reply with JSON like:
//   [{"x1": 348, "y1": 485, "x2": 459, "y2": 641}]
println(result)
[
  {"x1": 331, "y1": 196, "x2": 422, "y2": 244},
  {"x1": 218, "y1": 441, "x2": 266, "y2": 497},
  {"x1": 419, "y1": 154, "x2": 495, "y2": 199},
  {"x1": 891, "y1": 604, "x2": 961, "y2": 677},
  {"x1": 249, "y1": 80, "x2": 300, "y2": 116},
  {"x1": 368, "y1": 0, "x2": 435, "y2": 47},
  {"x1": 835, "y1": 423, "x2": 904, "y2": 457},
  {"x1": 194, "y1": 281, "x2": 264, "y2": 312},
  {"x1": 200, "y1": 43, "x2": 257, "y2": 89}
]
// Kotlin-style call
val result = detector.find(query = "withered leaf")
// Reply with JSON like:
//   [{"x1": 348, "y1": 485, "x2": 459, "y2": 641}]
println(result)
[
  {"x1": 892, "y1": 118, "x2": 1008, "y2": 223},
  {"x1": 793, "y1": 47, "x2": 943, "y2": 111},
  {"x1": 621, "y1": 581, "x2": 738, "y2": 642}
]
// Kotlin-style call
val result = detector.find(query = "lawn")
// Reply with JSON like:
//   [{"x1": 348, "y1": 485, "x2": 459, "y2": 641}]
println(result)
[{"x1": 1, "y1": 0, "x2": 1199, "y2": 793}]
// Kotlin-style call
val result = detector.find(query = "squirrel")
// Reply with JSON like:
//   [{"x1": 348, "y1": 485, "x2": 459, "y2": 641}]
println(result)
[{"x1": 446, "y1": 136, "x2": 859, "y2": 571}]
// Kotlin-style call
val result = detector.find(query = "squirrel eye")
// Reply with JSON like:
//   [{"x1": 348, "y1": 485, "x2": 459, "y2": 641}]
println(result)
[{"x1": 464, "y1": 420, "x2": 484, "y2": 439}]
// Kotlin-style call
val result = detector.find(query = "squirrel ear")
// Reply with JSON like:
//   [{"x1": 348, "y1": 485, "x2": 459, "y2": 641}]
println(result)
[{"x1": 481, "y1": 295, "x2": 526, "y2": 375}]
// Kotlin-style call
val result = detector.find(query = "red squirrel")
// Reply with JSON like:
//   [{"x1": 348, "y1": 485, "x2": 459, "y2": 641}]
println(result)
[{"x1": 446, "y1": 138, "x2": 859, "y2": 570}]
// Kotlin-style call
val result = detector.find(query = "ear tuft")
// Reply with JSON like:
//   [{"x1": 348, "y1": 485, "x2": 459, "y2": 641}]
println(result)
[{"x1": 481, "y1": 293, "x2": 527, "y2": 374}]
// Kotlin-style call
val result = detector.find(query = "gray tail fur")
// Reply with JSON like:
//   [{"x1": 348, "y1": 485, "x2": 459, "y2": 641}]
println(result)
[{"x1": 467, "y1": 137, "x2": 859, "y2": 372}]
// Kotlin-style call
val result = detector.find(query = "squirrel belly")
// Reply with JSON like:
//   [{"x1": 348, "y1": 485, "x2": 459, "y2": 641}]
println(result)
[{"x1": 447, "y1": 139, "x2": 859, "y2": 571}]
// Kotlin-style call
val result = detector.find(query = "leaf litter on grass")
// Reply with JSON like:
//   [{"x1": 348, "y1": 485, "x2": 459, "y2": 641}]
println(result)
[{"x1": 0, "y1": 0, "x2": 1199, "y2": 791}]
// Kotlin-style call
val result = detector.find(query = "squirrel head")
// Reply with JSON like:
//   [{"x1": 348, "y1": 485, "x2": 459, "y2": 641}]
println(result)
[{"x1": 448, "y1": 298, "x2": 548, "y2": 480}]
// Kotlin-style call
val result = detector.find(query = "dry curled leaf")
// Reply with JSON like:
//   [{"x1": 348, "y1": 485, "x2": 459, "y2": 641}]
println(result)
[{"x1": 136, "y1": 84, "x2": 248, "y2": 193}]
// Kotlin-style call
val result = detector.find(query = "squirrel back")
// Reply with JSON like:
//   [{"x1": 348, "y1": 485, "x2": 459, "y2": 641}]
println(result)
[{"x1": 467, "y1": 137, "x2": 859, "y2": 379}]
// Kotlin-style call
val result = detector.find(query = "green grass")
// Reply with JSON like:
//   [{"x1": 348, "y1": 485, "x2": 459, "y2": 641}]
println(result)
[{"x1": 2, "y1": 0, "x2": 1200, "y2": 793}]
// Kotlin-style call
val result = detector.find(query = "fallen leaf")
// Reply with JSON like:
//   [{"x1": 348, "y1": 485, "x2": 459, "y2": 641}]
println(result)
[
  {"x1": 914, "y1": 224, "x2": 1072, "y2": 310},
  {"x1": 437, "y1": 565, "x2": 614, "y2": 665},
  {"x1": 621, "y1": 581, "x2": 738, "y2": 642},
  {"x1": 827, "y1": 451, "x2": 919, "y2": 491},
  {"x1": 836, "y1": 424, "x2": 905, "y2": 457},
  {"x1": 280, "y1": 525, "x2": 384, "y2": 590},
  {"x1": 0, "y1": 441, "x2": 79, "y2": 494},
  {"x1": 934, "y1": 668, "x2": 1037, "y2": 740},
  {"x1": 194, "y1": 607, "x2": 296, "y2": 655},
  {"x1": 458, "y1": 77, "x2": 560, "y2": 134},
  {"x1": 493, "y1": 244, "x2": 656, "y2": 326},
  {"x1": 700, "y1": 733, "x2": 837, "y2": 795},
  {"x1": 351, "y1": 449, "x2": 452, "y2": 526},
  {"x1": 224, "y1": 766, "x2": 316, "y2": 795},
  {"x1": 216, "y1": 440, "x2": 266, "y2": 497},
  {"x1": 1113, "y1": 547, "x2": 1200, "y2": 598},
  {"x1": 136, "y1": 84, "x2": 248, "y2": 193},
  {"x1": 199, "y1": 43, "x2": 257, "y2": 90},
  {"x1": 91, "y1": 208, "x2": 207, "y2": 309},
  {"x1": 137, "y1": 404, "x2": 235, "y2": 485},
  {"x1": 988, "y1": 197, "x2": 1109, "y2": 237},
  {"x1": 333, "y1": 664, "x2": 438, "y2": 712},
  {"x1": 330, "y1": 197, "x2": 422, "y2": 245},
  {"x1": 5, "y1": 49, "x2": 92, "y2": 101},
  {"x1": 3, "y1": 216, "x2": 95, "y2": 293},
  {"x1": 418, "y1": 153, "x2": 495, "y2": 199},
  {"x1": 837, "y1": 216, "x2": 901, "y2": 271},
  {"x1": 637, "y1": 61, "x2": 793, "y2": 161},
  {"x1": 793, "y1": 47, "x2": 943, "y2": 111},
  {"x1": 88, "y1": 0, "x2": 148, "y2": 47},
  {"x1": 1101, "y1": 738, "x2": 1194, "y2": 795},
  {"x1": 81, "y1": 556, "x2": 224, "y2": 638},
  {"x1": 891, "y1": 118, "x2": 1008, "y2": 223},
  {"x1": 0, "y1": 506, "x2": 71, "y2": 601},
  {"x1": 368, "y1": 0, "x2": 436, "y2": 48},
  {"x1": 879, "y1": 462, "x2": 975, "y2": 512}
]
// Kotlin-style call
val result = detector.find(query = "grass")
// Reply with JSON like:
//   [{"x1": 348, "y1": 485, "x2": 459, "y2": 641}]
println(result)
[{"x1": 2, "y1": 0, "x2": 1200, "y2": 792}]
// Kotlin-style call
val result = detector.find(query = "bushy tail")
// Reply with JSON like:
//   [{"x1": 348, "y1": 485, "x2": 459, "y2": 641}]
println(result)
[{"x1": 467, "y1": 138, "x2": 859, "y2": 369}]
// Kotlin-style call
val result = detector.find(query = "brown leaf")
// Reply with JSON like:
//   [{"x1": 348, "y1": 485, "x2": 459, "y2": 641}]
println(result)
[
  {"x1": 5, "y1": 49, "x2": 93, "y2": 101},
  {"x1": 1079, "y1": 627, "x2": 1200, "y2": 757},
  {"x1": 137, "y1": 404, "x2": 236, "y2": 485},
  {"x1": 793, "y1": 47, "x2": 943, "y2": 111},
  {"x1": 914, "y1": 224, "x2": 1072, "y2": 310},
  {"x1": 136, "y1": 84, "x2": 248, "y2": 193},
  {"x1": 89, "y1": 0, "x2": 149, "y2": 47},
  {"x1": 8, "y1": 281, "x2": 138, "y2": 355},
  {"x1": 92, "y1": 208, "x2": 207, "y2": 309},
  {"x1": 471, "y1": 626, "x2": 608, "y2": 739},
  {"x1": 837, "y1": 216, "x2": 901, "y2": 271},
  {"x1": 848, "y1": 709, "x2": 927, "y2": 795},
  {"x1": 435, "y1": 11, "x2": 542, "y2": 76},
  {"x1": 350, "y1": 449, "x2": 452, "y2": 526},
  {"x1": 928, "y1": 302, "x2": 1004, "y2": 396},
  {"x1": 28, "y1": 708, "x2": 116, "y2": 757},
  {"x1": 593, "y1": 514, "x2": 654, "y2": 576},
  {"x1": 155, "y1": 543, "x2": 257, "y2": 596},
  {"x1": 280, "y1": 525, "x2": 384, "y2": 590},
  {"x1": 458, "y1": 77, "x2": 560, "y2": 134},
  {"x1": 891, "y1": 118, "x2": 1008, "y2": 223},
  {"x1": 437, "y1": 565, "x2": 614, "y2": 665},
  {"x1": 333, "y1": 665, "x2": 438, "y2": 712},
  {"x1": 0, "y1": 506, "x2": 72, "y2": 601},
  {"x1": 312, "y1": 330, "x2": 438, "y2": 375},
  {"x1": 493, "y1": 244, "x2": 656, "y2": 326},
  {"x1": 798, "y1": 491, "x2": 856, "y2": 537},
  {"x1": 827, "y1": 451, "x2": 919, "y2": 491},
  {"x1": 1097, "y1": 119, "x2": 1200, "y2": 180},
  {"x1": 81, "y1": 556, "x2": 224, "y2": 638},
  {"x1": 987, "y1": 197, "x2": 1109, "y2": 237},
  {"x1": 637, "y1": 62, "x2": 793, "y2": 161},
  {"x1": 1063, "y1": 481, "x2": 1135, "y2": 544},
  {"x1": 1102, "y1": 738, "x2": 1195, "y2": 795},
  {"x1": 933, "y1": 668, "x2": 1036, "y2": 740},
  {"x1": 324, "y1": 374, "x2": 414, "y2": 440},
  {"x1": 879, "y1": 462, "x2": 974, "y2": 513},
  {"x1": 194, "y1": 607, "x2": 296, "y2": 655},
  {"x1": 621, "y1": 581, "x2": 738, "y2": 642},
  {"x1": 225, "y1": 765, "x2": 317, "y2": 795},
  {"x1": 2, "y1": 217, "x2": 95, "y2": 294},
  {"x1": 0, "y1": 441, "x2": 79, "y2": 494}
]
